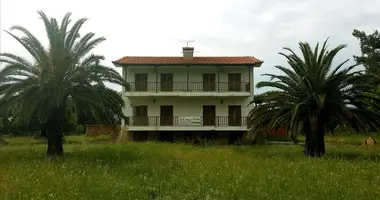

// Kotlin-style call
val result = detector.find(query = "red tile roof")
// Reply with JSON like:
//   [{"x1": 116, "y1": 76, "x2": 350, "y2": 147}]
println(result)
[{"x1": 112, "y1": 56, "x2": 263, "y2": 66}]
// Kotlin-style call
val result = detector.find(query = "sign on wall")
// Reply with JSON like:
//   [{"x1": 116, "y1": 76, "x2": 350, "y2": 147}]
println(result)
[{"x1": 178, "y1": 116, "x2": 201, "y2": 126}]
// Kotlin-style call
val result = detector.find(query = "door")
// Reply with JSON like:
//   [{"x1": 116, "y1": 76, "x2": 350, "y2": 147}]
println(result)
[
  {"x1": 161, "y1": 73, "x2": 173, "y2": 91},
  {"x1": 133, "y1": 105, "x2": 148, "y2": 126},
  {"x1": 135, "y1": 73, "x2": 148, "y2": 91},
  {"x1": 160, "y1": 105, "x2": 173, "y2": 126},
  {"x1": 203, "y1": 73, "x2": 216, "y2": 91},
  {"x1": 228, "y1": 105, "x2": 241, "y2": 126},
  {"x1": 228, "y1": 73, "x2": 241, "y2": 91},
  {"x1": 203, "y1": 105, "x2": 216, "y2": 126}
]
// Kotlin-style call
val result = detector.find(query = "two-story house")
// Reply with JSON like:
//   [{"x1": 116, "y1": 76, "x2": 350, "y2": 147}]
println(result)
[{"x1": 112, "y1": 46, "x2": 263, "y2": 144}]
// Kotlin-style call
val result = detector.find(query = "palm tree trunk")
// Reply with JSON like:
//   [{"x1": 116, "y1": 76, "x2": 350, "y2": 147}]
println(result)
[
  {"x1": 303, "y1": 121, "x2": 325, "y2": 157},
  {"x1": 304, "y1": 133, "x2": 314, "y2": 156},
  {"x1": 304, "y1": 132, "x2": 325, "y2": 157},
  {"x1": 46, "y1": 99, "x2": 67, "y2": 156},
  {"x1": 47, "y1": 134, "x2": 63, "y2": 156},
  {"x1": 46, "y1": 122, "x2": 64, "y2": 156},
  {"x1": 40, "y1": 126, "x2": 46, "y2": 137},
  {"x1": 317, "y1": 130, "x2": 325, "y2": 155}
]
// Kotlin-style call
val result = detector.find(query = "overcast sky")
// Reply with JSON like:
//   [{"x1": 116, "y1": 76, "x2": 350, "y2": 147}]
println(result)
[{"x1": 1, "y1": 0, "x2": 379, "y2": 93}]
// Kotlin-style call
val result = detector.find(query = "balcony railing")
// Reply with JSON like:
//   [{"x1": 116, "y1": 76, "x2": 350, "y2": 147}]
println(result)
[
  {"x1": 125, "y1": 82, "x2": 250, "y2": 92},
  {"x1": 126, "y1": 116, "x2": 247, "y2": 126}
]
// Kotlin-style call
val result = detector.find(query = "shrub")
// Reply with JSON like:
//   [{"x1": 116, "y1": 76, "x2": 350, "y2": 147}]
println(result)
[{"x1": 75, "y1": 125, "x2": 85, "y2": 135}]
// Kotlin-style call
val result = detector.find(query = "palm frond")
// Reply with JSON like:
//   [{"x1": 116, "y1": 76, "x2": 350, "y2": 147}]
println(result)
[
  {"x1": 0, "y1": 11, "x2": 127, "y2": 131},
  {"x1": 248, "y1": 40, "x2": 380, "y2": 142}
]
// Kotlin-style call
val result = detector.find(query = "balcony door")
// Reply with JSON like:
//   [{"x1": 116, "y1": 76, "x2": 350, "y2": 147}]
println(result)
[
  {"x1": 133, "y1": 105, "x2": 148, "y2": 126},
  {"x1": 203, "y1": 73, "x2": 216, "y2": 91},
  {"x1": 161, "y1": 73, "x2": 173, "y2": 91},
  {"x1": 228, "y1": 105, "x2": 241, "y2": 126},
  {"x1": 228, "y1": 73, "x2": 241, "y2": 91},
  {"x1": 135, "y1": 73, "x2": 148, "y2": 91},
  {"x1": 160, "y1": 105, "x2": 173, "y2": 126},
  {"x1": 203, "y1": 105, "x2": 216, "y2": 126}
]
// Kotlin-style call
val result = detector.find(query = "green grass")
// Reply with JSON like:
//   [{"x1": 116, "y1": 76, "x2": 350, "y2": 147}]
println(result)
[
  {"x1": 3, "y1": 135, "x2": 112, "y2": 146},
  {"x1": 298, "y1": 134, "x2": 380, "y2": 145},
  {"x1": 1, "y1": 139, "x2": 380, "y2": 200},
  {"x1": 64, "y1": 134, "x2": 112, "y2": 143}
]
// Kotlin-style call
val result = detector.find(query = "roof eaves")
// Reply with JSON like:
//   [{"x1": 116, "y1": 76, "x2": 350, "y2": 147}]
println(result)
[{"x1": 113, "y1": 63, "x2": 261, "y2": 67}]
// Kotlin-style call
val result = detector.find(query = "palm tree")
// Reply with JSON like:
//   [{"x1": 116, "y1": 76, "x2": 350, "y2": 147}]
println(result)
[
  {"x1": 0, "y1": 11, "x2": 127, "y2": 156},
  {"x1": 248, "y1": 39, "x2": 380, "y2": 157}
]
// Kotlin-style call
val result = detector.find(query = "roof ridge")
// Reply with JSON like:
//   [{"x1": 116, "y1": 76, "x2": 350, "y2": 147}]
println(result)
[
  {"x1": 120, "y1": 56, "x2": 257, "y2": 58},
  {"x1": 112, "y1": 56, "x2": 263, "y2": 66}
]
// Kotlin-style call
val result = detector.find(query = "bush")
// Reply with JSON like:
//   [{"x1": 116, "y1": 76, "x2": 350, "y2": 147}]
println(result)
[{"x1": 75, "y1": 125, "x2": 85, "y2": 135}]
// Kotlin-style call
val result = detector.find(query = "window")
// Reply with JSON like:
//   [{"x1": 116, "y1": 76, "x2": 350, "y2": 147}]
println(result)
[
  {"x1": 228, "y1": 105, "x2": 241, "y2": 126},
  {"x1": 203, "y1": 73, "x2": 216, "y2": 91},
  {"x1": 160, "y1": 73, "x2": 173, "y2": 91},
  {"x1": 133, "y1": 105, "x2": 148, "y2": 126},
  {"x1": 160, "y1": 105, "x2": 173, "y2": 126},
  {"x1": 135, "y1": 73, "x2": 148, "y2": 91},
  {"x1": 203, "y1": 105, "x2": 216, "y2": 126},
  {"x1": 228, "y1": 73, "x2": 241, "y2": 91}
]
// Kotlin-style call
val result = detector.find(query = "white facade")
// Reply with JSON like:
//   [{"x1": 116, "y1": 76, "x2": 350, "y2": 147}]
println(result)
[{"x1": 119, "y1": 65, "x2": 258, "y2": 132}]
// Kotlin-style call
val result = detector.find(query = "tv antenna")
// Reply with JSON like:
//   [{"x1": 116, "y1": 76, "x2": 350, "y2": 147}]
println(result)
[
  {"x1": 177, "y1": 39, "x2": 195, "y2": 47},
  {"x1": 172, "y1": 39, "x2": 200, "y2": 54}
]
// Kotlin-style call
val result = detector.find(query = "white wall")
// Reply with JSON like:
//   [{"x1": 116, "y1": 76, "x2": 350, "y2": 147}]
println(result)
[
  {"x1": 120, "y1": 65, "x2": 256, "y2": 126},
  {"x1": 124, "y1": 97, "x2": 252, "y2": 117},
  {"x1": 124, "y1": 65, "x2": 252, "y2": 84}
]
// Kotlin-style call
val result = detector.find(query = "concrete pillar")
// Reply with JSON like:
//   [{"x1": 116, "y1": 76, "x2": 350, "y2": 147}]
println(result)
[
  {"x1": 123, "y1": 97, "x2": 133, "y2": 118},
  {"x1": 118, "y1": 129, "x2": 134, "y2": 143},
  {"x1": 127, "y1": 131, "x2": 134, "y2": 141}
]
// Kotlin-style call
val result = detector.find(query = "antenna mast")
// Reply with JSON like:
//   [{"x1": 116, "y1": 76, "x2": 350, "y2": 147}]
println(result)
[{"x1": 178, "y1": 39, "x2": 195, "y2": 47}]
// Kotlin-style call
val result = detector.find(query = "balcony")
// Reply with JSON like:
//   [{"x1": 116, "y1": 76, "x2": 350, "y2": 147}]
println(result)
[
  {"x1": 123, "y1": 82, "x2": 251, "y2": 97},
  {"x1": 125, "y1": 116, "x2": 248, "y2": 131}
]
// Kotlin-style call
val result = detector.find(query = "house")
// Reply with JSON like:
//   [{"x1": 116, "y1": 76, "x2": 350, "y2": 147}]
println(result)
[{"x1": 112, "y1": 46, "x2": 263, "y2": 144}]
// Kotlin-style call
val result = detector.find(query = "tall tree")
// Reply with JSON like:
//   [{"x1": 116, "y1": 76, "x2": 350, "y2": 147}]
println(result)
[
  {"x1": 353, "y1": 29, "x2": 380, "y2": 84},
  {"x1": 248, "y1": 39, "x2": 380, "y2": 157},
  {"x1": 353, "y1": 29, "x2": 380, "y2": 68},
  {"x1": 0, "y1": 11, "x2": 127, "y2": 156}
]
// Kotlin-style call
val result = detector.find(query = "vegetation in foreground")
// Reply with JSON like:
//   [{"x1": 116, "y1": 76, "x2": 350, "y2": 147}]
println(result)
[
  {"x1": 1, "y1": 140, "x2": 380, "y2": 200},
  {"x1": 0, "y1": 11, "x2": 126, "y2": 156},
  {"x1": 248, "y1": 39, "x2": 380, "y2": 157}
]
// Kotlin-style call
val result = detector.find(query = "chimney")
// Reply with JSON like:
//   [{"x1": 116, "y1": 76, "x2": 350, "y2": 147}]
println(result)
[{"x1": 182, "y1": 46, "x2": 194, "y2": 59}]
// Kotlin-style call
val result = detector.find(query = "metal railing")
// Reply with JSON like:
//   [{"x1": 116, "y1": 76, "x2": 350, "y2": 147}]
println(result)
[
  {"x1": 124, "y1": 82, "x2": 251, "y2": 92},
  {"x1": 126, "y1": 116, "x2": 247, "y2": 126}
]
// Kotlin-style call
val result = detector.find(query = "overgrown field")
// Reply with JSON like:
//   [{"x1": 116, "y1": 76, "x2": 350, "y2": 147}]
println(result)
[{"x1": 1, "y1": 137, "x2": 380, "y2": 200}]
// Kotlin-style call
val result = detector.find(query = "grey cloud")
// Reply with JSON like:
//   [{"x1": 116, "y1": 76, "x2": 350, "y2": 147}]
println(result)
[
  {"x1": 1, "y1": 0, "x2": 379, "y2": 93},
  {"x1": 190, "y1": 0, "x2": 380, "y2": 93}
]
